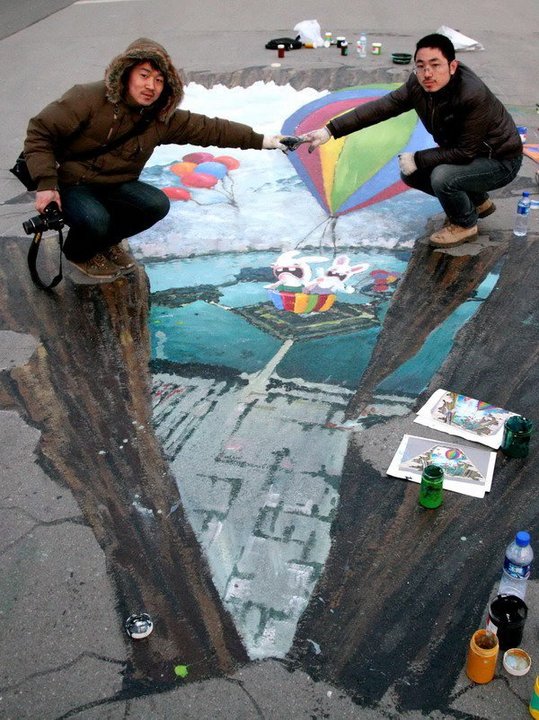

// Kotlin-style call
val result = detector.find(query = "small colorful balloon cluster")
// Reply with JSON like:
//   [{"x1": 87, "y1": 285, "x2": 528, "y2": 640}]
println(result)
[
  {"x1": 162, "y1": 152, "x2": 241, "y2": 201},
  {"x1": 369, "y1": 269, "x2": 401, "y2": 292}
]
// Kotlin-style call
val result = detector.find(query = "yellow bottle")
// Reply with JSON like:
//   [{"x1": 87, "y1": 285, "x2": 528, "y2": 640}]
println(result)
[{"x1": 530, "y1": 675, "x2": 539, "y2": 718}]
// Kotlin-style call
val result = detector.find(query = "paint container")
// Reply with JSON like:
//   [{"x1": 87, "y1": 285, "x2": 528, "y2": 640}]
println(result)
[
  {"x1": 530, "y1": 675, "x2": 539, "y2": 717},
  {"x1": 503, "y1": 648, "x2": 531, "y2": 676},
  {"x1": 486, "y1": 594, "x2": 528, "y2": 650},
  {"x1": 465, "y1": 629, "x2": 499, "y2": 684},
  {"x1": 418, "y1": 464, "x2": 444, "y2": 509},
  {"x1": 517, "y1": 126, "x2": 528, "y2": 143},
  {"x1": 340, "y1": 41, "x2": 349, "y2": 56},
  {"x1": 501, "y1": 415, "x2": 533, "y2": 458},
  {"x1": 277, "y1": 44, "x2": 285, "y2": 59},
  {"x1": 371, "y1": 42, "x2": 382, "y2": 55},
  {"x1": 124, "y1": 613, "x2": 154, "y2": 639}
]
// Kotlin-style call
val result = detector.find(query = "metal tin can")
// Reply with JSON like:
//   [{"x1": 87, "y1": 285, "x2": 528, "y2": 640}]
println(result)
[{"x1": 371, "y1": 42, "x2": 382, "y2": 55}]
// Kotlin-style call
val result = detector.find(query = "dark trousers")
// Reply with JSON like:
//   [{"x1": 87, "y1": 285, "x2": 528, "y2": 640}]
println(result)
[
  {"x1": 401, "y1": 155, "x2": 522, "y2": 228},
  {"x1": 60, "y1": 181, "x2": 170, "y2": 262}
]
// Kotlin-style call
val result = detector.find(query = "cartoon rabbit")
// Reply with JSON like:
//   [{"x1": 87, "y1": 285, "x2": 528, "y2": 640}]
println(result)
[
  {"x1": 304, "y1": 255, "x2": 370, "y2": 294},
  {"x1": 266, "y1": 250, "x2": 328, "y2": 290}
]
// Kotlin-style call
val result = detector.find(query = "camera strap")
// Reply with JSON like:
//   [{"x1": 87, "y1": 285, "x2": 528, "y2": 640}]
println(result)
[{"x1": 27, "y1": 229, "x2": 64, "y2": 290}]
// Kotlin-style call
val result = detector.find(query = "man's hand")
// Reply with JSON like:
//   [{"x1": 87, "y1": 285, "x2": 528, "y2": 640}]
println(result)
[
  {"x1": 35, "y1": 189, "x2": 61, "y2": 213},
  {"x1": 262, "y1": 135, "x2": 287, "y2": 150},
  {"x1": 300, "y1": 127, "x2": 331, "y2": 153},
  {"x1": 398, "y1": 152, "x2": 417, "y2": 176}
]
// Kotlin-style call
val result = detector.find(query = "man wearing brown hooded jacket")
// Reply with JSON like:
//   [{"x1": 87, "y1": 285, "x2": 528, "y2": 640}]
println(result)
[{"x1": 24, "y1": 38, "x2": 285, "y2": 280}]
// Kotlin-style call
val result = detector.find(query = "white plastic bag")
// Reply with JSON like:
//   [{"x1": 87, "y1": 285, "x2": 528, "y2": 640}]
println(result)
[
  {"x1": 293, "y1": 19, "x2": 324, "y2": 48},
  {"x1": 436, "y1": 25, "x2": 484, "y2": 52}
]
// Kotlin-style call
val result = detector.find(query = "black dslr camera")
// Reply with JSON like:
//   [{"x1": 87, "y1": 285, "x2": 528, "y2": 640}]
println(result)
[{"x1": 23, "y1": 201, "x2": 64, "y2": 235}]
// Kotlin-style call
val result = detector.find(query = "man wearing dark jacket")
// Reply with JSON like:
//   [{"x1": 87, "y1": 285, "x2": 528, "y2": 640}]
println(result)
[
  {"x1": 24, "y1": 38, "x2": 285, "y2": 280},
  {"x1": 303, "y1": 33, "x2": 522, "y2": 249}
]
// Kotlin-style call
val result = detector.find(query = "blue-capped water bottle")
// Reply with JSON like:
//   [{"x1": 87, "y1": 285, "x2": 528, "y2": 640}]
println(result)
[
  {"x1": 513, "y1": 191, "x2": 531, "y2": 237},
  {"x1": 498, "y1": 531, "x2": 534, "y2": 601}
]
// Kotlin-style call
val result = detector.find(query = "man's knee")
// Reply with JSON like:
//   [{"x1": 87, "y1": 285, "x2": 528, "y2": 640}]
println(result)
[
  {"x1": 154, "y1": 190, "x2": 170, "y2": 220},
  {"x1": 430, "y1": 164, "x2": 456, "y2": 193}
]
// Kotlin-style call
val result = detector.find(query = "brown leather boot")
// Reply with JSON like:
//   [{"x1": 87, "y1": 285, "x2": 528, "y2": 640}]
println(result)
[
  {"x1": 430, "y1": 223, "x2": 478, "y2": 248},
  {"x1": 476, "y1": 199, "x2": 496, "y2": 218}
]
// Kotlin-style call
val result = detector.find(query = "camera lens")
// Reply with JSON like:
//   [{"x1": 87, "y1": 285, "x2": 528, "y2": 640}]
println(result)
[{"x1": 22, "y1": 217, "x2": 40, "y2": 235}]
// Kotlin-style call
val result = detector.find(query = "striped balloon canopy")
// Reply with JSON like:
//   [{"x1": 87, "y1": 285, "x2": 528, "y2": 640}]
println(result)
[{"x1": 281, "y1": 84, "x2": 434, "y2": 216}]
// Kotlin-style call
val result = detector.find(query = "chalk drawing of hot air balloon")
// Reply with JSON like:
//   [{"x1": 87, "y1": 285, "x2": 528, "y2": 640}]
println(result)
[{"x1": 281, "y1": 84, "x2": 434, "y2": 221}]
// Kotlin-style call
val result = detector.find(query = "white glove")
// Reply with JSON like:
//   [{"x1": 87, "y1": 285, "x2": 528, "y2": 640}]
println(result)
[
  {"x1": 301, "y1": 127, "x2": 332, "y2": 153},
  {"x1": 398, "y1": 152, "x2": 417, "y2": 176},
  {"x1": 262, "y1": 134, "x2": 287, "y2": 150}
]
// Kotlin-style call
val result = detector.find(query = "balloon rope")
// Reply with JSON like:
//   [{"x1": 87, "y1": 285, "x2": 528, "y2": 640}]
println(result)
[{"x1": 294, "y1": 215, "x2": 335, "y2": 250}]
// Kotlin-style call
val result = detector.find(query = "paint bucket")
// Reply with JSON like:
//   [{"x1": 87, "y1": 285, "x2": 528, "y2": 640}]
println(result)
[
  {"x1": 530, "y1": 676, "x2": 539, "y2": 718},
  {"x1": 503, "y1": 648, "x2": 531, "y2": 676},
  {"x1": 277, "y1": 44, "x2": 285, "y2": 59},
  {"x1": 465, "y1": 629, "x2": 499, "y2": 684},
  {"x1": 486, "y1": 594, "x2": 528, "y2": 650},
  {"x1": 501, "y1": 415, "x2": 533, "y2": 458}
]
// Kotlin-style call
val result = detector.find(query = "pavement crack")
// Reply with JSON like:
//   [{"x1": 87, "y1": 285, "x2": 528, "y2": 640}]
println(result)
[
  {"x1": 0, "y1": 650, "x2": 125, "y2": 694},
  {"x1": 0, "y1": 512, "x2": 86, "y2": 557},
  {"x1": 228, "y1": 677, "x2": 267, "y2": 719}
]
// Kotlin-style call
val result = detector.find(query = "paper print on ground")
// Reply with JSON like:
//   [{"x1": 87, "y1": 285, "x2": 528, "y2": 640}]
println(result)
[
  {"x1": 387, "y1": 434, "x2": 497, "y2": 499},
  {"x1": 415, "y1": 389, "x2": 517, "y2": 449},
  {"x1": 132, "y1": 82, "x2": 500, "y2": 659}
]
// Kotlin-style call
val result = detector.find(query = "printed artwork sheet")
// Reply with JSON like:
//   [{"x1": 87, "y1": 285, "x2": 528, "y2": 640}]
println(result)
[
  {"x1": 387, "y1": 434, "x2": 497, "y2": 498},
  {"x1": 414, "y1": 389, "x2": 516, "y2": 449}
]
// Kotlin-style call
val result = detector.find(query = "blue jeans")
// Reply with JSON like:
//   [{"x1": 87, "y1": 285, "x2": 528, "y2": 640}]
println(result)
[
  {"x1": 60, "y1": 181, "x2": 170, "y2": 262},
  {"x1": 401, "y1": 155, "x2": 522, "y2": 228}
]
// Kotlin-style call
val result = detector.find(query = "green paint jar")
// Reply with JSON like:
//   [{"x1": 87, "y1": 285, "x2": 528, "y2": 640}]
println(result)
[
  {"x1": 501, "y1": 415, "x2": 533, "y2": 458},
  {"x1": 418, "y1": 464, "x2": 444, "y2": 509}
]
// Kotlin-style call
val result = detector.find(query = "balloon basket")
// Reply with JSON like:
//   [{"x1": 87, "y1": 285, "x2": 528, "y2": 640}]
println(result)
[{"x1": 267, "y1": 289, "x2": 336, "y2": 314}]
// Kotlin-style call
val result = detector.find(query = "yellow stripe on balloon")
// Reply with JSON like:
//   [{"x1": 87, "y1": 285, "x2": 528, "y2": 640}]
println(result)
[{"x1": 320, "y1": 136, "x2": 345, "y2": 214}]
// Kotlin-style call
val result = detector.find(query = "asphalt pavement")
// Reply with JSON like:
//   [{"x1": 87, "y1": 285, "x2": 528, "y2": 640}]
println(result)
[{"x1": 1, "y1": 1, "x2": 539, "y2": 719}]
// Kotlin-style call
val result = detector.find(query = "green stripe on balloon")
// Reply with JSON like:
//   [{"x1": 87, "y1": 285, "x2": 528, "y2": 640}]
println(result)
[{"x1": 330, "y1": 110, "x2": 417, "y2": 213}]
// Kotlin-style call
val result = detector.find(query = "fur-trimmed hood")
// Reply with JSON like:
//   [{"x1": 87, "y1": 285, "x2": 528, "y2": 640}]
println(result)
[{"x1": 104, "y1": 37, "x2": 184, "y2": 122}]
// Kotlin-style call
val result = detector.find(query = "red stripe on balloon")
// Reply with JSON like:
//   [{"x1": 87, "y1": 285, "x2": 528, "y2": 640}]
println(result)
[{"x1": 336, "y1": 179, "x2": 410, "y2": 215}]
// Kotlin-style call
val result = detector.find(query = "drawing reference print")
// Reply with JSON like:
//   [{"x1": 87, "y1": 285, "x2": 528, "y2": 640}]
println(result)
[
  {"x1": 415, "y1": 389, "x2": 516, "y2": 449},
  {"x1": 133, "y1": 82, "x2": 500, "y2": 659},
  {"x1": 387, "y1": 434, "x2": 497, "y2": 499}
]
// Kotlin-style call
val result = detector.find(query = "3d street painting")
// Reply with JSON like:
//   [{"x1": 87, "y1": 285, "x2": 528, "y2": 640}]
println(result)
[{"x1": 130, "y1": 81, "x2": 500, "y2": 659}]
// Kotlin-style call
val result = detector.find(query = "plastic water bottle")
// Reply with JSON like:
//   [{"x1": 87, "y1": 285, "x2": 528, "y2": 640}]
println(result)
[
  {"x1": 357, "y1": 33, "x2": 367, "y2": 58},
  {"x1": 498, "y1": 531, "x2": 533, "y2": 600},
  {"x1": 513, "y1": 191, "x2": 531, "y2": 237}
]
